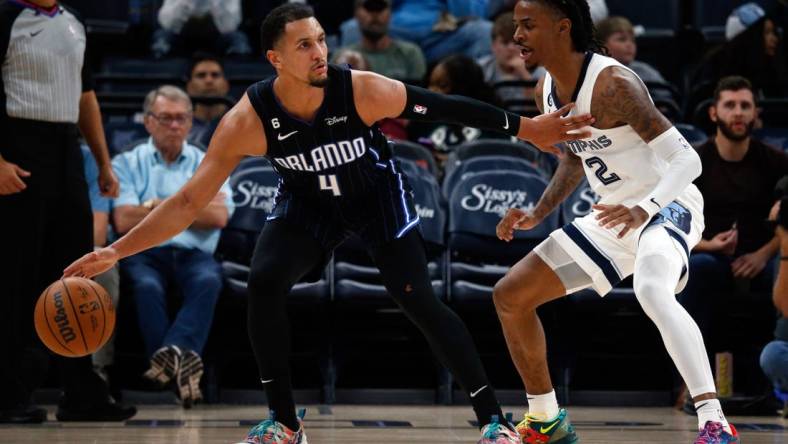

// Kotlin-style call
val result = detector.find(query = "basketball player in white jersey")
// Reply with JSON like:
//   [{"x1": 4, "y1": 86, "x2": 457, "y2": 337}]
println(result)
[{"x1": 493, "y1": 1, "x2": 740, "y2": 443}]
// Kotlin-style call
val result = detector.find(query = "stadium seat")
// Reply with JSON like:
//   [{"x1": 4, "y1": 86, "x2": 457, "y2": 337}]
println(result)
[
  {"x1": 442, "y1": 154, "x2": 548, "y2": 199},
  {"x1": 445, "y1": 139, "x2": 553, "y2": 181},
  {"x1": 447, "y1": 170, "x2": 558, "y2": 304},
  {"x1": 560, "y1": 178, "x2": 599, "y2": 226},
  {"x1": 389, "y1": 140, "x2": 439, "y2": 177},
  {"x1": 755, "y1": 127, "x2": 788, "y2": 151},
  {"x1": 676, "y1": 123, "x2": 710, "y2": 148},
  {"x1": 104, "y1": 121, "x2": 148, "y2": 155}
]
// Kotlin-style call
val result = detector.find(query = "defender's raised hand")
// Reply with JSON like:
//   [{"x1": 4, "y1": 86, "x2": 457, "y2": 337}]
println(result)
[{"x1": 520, "y1": 103, "x2": 594, "y2": 154}]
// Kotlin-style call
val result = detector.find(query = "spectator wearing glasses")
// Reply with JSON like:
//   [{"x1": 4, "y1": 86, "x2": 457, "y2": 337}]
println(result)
[
  {"x1": 185, "y1": 53, "x2": 231, "y2": 148},
  {"x1": 111, "y1": 86, "x2": 234, "y2": 407}
]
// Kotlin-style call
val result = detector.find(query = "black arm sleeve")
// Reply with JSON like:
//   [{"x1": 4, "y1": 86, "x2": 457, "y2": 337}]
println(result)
[{"x1": 399, "y1": 84, "x2": 521, "y2": 137}]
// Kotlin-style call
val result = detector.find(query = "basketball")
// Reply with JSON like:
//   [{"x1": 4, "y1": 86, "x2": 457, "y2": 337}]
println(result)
[{"x1": 34, "y1": 277, "x2": 116, "y2": 358}]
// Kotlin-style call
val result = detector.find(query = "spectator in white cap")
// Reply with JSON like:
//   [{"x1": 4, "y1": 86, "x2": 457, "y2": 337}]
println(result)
[
  {"x1": 726, "y1": 2, "x2": 766, "y2": 41},
  {"x1": 696, "y1": 2, "x2": 786, "y2": 97}
]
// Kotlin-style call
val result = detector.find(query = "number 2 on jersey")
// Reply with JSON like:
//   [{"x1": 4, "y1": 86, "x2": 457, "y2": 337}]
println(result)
[
  {"x1": 319, "y1": 174, "x2": 342, "y2": 196},
  {"x1": 584, "y1": 156, "x2": 621, "y2": 186}
]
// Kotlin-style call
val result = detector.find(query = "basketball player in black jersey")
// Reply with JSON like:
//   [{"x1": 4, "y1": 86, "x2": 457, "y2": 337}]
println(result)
[{"x1": 63, "y1": 4, "x2": 592, "y2": 443}]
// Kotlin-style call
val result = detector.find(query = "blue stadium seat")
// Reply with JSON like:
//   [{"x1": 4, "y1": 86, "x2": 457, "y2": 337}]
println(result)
[
  {"x1": 442, "y1": 155, "x2": 548, "y2": 199},
  {"x1": 560, "y1": 178, "x2": 599, "y2": 226},
  {"x1": 104, "y1": 121, "x2": 148, "y2": 155},
  {"x1": 676, "y1": 123, "x2": 710, "y2": 148},
  {"x1": 446, "y1": 139, "x2": 555, "y2": 179},
  {"x1": 755, "y1": 127, "x2": 788, "y2": 151},
  {"x1": 447, "y1": 170, "x2": 558, "y2": 304},
  {"x1": 389, "y1": 140, "x2": 439, "y2": 177},
  {"x1": 215, "y1": 156, "x2": 277, "y2": 264}
]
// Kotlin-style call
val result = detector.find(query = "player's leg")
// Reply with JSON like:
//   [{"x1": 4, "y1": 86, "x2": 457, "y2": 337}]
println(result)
[
  {"x1": 368, "y1": 230, "x2": 511, "y2": 431},
  {"x1": 635, "y1": 227, "x2": 738, "y2": 441},
  {"x1": 493, "y1": 252, "x2": 567, "y2": 401},
  {"x1": 494, "y1": 239, "x2": 586, "y2": 443},
  {"x1": 245, "y1": 219, "x2": 326, "y2": 436}
]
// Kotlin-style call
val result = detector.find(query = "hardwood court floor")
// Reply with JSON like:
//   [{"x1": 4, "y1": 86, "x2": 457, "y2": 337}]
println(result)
[{"x1": 0, "y1": 405, "x2": 785, "y2": 443}]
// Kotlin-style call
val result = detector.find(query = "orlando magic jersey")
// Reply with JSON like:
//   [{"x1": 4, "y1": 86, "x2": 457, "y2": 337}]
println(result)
[{"x1": 246, "y1": 64, "x2": 419, "y2": 249}]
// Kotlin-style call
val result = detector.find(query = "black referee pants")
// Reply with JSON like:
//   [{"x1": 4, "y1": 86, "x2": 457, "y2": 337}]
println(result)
[{"x1": 0, "y1": 118, "x2": 107, "y2": 408}]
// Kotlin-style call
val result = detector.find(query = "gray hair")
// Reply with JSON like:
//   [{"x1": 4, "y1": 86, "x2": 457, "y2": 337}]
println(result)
[{"x1": 143, "y1": 85, "x2": 193, "y2": 114}]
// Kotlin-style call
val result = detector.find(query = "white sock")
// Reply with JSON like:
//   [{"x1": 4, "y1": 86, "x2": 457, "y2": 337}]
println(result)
[
  {"x1": 526, "y1": 389, "x2": 559, "y2": 421},
  {"x1": 695, "y1": 398, "x2": 730, "y2": 432}
]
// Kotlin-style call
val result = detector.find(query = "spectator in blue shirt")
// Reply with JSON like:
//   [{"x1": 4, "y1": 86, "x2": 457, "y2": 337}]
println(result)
[
  {"x1": 112, "y1": 85, "x2": 234, "y2": 407},
  {"x1": 340, "y1": 0, "x2": 494, "y2": 63}
]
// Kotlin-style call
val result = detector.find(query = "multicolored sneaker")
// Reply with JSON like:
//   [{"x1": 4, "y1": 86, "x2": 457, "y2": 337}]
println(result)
[
  {"x1": 238, "y1": 409, "x2": 308, "y2": 444},
  {"x1": 515, "y1": 408, "x2": 578, "y2": 444},
  {"x1": 479, "y1": 413, "x2": 521, "y2": 443},
  {"x1": 694, "y1": 422, "x2": 740, "y2": 443}
]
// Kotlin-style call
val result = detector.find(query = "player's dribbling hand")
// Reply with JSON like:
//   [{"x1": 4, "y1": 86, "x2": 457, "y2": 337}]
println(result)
[
  {"x1": 522, "y1": 103, "x2": 594, "y2": 154},
  {"x1": 496, "y1": 207, "x2": 541, "y2": 242},
  {"x1": 62, "y1": 247, "x2": 119, "y2": 279},
  {"x1": 593, "y1": 204, "x2": 649, "y2": 239}
]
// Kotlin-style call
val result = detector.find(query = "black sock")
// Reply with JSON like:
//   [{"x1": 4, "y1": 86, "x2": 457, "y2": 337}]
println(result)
[
  {"x1": 469, "y1": 385, "x2": 509, "y2": 430},
  {"x1": 263, "y1": 375, "x2": 299, "y2": 432}
]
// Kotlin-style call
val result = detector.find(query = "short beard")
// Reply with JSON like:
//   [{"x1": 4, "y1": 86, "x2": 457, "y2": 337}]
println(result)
[
  {"x1": 309, "y1": 76, "x2": 329, "y2": 88},
  {"x1": 361, "y1": 26, "x2": 387, "y2": 43},
  {"x1": 717, "y1": 119, "x2": 753, "y2": 142}
]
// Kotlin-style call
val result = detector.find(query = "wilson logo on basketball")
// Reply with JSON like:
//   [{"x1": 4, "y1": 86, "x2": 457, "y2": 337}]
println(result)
[{"x1": 52, "y1": 291, "x2": 77, "y2": 343}]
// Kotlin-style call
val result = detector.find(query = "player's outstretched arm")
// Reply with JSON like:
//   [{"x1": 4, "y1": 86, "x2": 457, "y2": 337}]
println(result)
[
  {"x1": 63, "y1": 95, "x2": 266, "y2": 278},
  {"x1": 590, "y1": 67, "x2": 702, "y2": 238},
  {"x1": 351, "y1": 70, "x2": 593, "y2": 153}
]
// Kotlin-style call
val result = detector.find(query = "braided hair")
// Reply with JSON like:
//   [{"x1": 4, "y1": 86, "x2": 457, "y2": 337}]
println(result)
[{"x1": 528, "y1": 0, "x2": 607, "y2": 54}]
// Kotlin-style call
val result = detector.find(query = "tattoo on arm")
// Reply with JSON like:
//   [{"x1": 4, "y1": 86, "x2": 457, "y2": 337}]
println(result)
[
  {"x1": 534, "y1": 150, "x2": 585, "y2": 219},
  {"x1": 534, "y1": 76, "x2": 545, "y2": 114},
  {"x1": 591, "y1": 67, "x2": 672, "y2": 142}
]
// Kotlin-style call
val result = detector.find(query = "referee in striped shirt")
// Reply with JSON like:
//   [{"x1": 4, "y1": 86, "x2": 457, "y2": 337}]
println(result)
[{"x1": 0, "y1": 0, "x2": 134, "y2": 423}]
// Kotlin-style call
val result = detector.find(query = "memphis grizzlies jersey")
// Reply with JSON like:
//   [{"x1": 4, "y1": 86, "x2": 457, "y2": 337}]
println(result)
[
  {"x1": 246, "y1": 64, "x2": 395, "y2": 199},
  {"x1": 542, "y1": 53, "x2": 702, "y2": 209}
]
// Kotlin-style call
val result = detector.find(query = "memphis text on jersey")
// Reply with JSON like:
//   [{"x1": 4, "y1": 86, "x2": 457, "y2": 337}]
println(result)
[
  {"x1": 564, "y1": 134, "x2": 612, "y2": 154},
  {"x1": 271, "y1": 136, "x2": 367, "y2": 173}
]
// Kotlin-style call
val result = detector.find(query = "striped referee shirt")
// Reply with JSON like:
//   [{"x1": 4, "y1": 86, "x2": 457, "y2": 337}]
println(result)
[{"x1": 0, "y1": 0, "x2": 93, "y2": 124}]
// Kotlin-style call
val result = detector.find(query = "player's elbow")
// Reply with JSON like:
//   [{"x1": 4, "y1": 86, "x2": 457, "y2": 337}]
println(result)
[{"x1": 178, "y1": 189, "x2": 205, "y2": 219}]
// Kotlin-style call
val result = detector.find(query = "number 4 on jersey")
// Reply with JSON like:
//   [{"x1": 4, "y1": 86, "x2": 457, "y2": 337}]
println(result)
[{"x1": 319, "y1": 174, "x2": 341, "y2": 196}]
